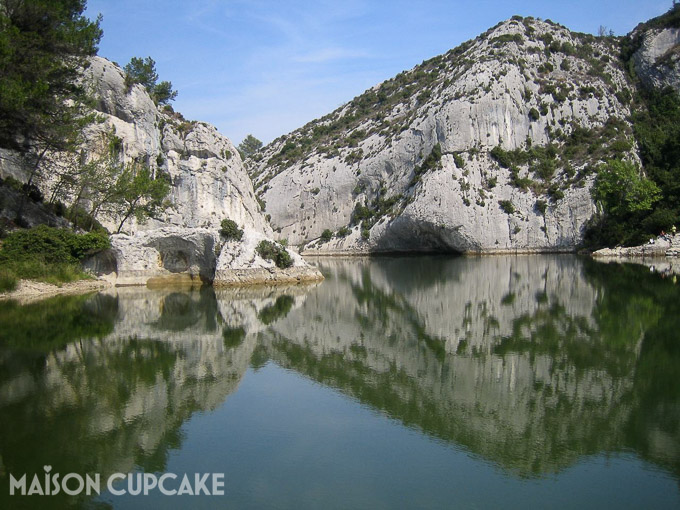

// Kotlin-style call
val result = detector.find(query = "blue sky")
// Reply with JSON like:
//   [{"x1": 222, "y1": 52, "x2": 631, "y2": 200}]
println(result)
[{"x1": 85, "y1": 0, "x2": 669, "y2": 146}]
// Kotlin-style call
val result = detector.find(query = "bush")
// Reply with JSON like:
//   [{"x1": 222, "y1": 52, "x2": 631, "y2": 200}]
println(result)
[
  {"x1": 0, "y1": 226, "x2": 110, "y2": 264},
  {"x1": 0, "y1": 259, "x2": 88, "y2": 287},
  {"x1": 320, "y1": 229, "x2": 333, "y2": 241},
  {"x1": 336, "y1": 226, "x2": 350, "y2": 237},
  {"x1": 0, "y1": 226, "x2": 107, "y2": 286},
  {"x1": 499, "y1": 200, "x2": 515, "y2": 214},
  {"x1": 528, "y1": 108, "x2": 540, "y2": 121},
  {"x1": 535, "y1": 199, "x2": 548, "y2": 214},
  {"x1": 220, "y1": 219, "x2": 244, "y2": 241},
  {"x1": 452, "y1": 152, "x2": 466, "y2": 169},
  {"x1": 256, "y1": 240, "x2": 293, "y2": 269}
]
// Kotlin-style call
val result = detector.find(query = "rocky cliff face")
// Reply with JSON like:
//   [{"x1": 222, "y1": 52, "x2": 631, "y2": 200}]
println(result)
[
  {"x1": 630, "y1": 8, "x2": 680, "y2": 92},
  {"x1": 82, "y1": 57, "x2": 321, "y2": 284},
  {"x1": 633, "y1": 27, "x2": 680, "y2": 90},
  {"x1": 83, "y1": 57, "x2": 271, "y2": 235},
  {"x1": 1, "y1": 56, "x2": 322, "y2": 285},
  {"x1": 249, "y1": 17, "x2": 639, "y2": 253}
]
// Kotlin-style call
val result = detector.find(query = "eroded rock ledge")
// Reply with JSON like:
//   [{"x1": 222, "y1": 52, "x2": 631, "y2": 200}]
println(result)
[
  {"x1": 84, "y1": 227, "x2": 323, "y2": 287},
  {"x1": 592, "y1": 234, "x2": 680, "y2": 259},
  {"x1": 592, "y1": 234, "x2": 680, "y2": 277}
]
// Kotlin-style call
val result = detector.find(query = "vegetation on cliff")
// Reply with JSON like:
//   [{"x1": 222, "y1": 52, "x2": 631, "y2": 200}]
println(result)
[
  {"x1": 585, "y1": 4, "x2": 680, "y2": 247},
  {"x1": 0, "y1": 0, "x2": 177, "y2": 289}
]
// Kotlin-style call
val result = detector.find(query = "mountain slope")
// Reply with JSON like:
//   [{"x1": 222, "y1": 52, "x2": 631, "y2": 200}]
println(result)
[{"x1": 249, "y1": 16, "x2": 638, "y2": 253}]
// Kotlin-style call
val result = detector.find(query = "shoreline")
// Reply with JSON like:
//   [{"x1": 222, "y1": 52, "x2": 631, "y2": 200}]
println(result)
[
  {"x1": 299, "y1": 248, "x2": 580, "y2": 257},
  {"x1": 5, "y1": 243, "x2": 680, "y2": 304},
  {"x1": 0, "y1": 278, "x2": 112, "y2": 305}
]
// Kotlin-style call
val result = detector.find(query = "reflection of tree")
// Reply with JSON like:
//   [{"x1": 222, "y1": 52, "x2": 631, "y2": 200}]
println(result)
[
  {"x1": 223, "y1": 326, "x2": 246, "y2": 348},
  {"x1": 0, "y1": 288, "x2": 262, "y2": 509},
  {"x1": 0, "y1": 293, "x2": 117, "y2": 350},
  {"x1": 583, "y1": 260, "x2": 680, "y2": 479},
  {"x1": 0, "y1": 336, "x2": 186, "y2": 509},
  {"x1": 257, "y1": 295, "x2": 294, "y2": 325}
]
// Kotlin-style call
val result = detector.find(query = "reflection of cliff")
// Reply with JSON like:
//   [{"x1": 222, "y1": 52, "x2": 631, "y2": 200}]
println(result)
[
  {"x1": 0, "y1": 285, "x2": 306, "y2": 507},
  {"x1": 0, "y1": 256, "x2": 678, "y2": 494},
  {"x1": 261, "y1": 257, "x2": 677, "y2": 478}
]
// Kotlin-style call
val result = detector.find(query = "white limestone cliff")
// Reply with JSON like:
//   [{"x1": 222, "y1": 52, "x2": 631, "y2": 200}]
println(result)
[
  {"x1": 249, "y1": 17, "x2": 638, "y2": 254},
  {"x1": 1, "y1": 56, "x2": 321, "y2": 286}
]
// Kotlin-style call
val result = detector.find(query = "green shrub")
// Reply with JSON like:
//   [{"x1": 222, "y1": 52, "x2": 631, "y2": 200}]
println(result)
[
  {"x1": 336, "y1": 226, "x2": 350, "y2": 237},
  {"x1": 499, "y1": 200, "x2": 515, "y2": 214},
  {"x1": 501, "y1": 292, "x2": 516, "y2": 305},
  {"x1": 351, "y1": 203, "x2": 373, "y2": 224},
  {"x1": 452, "y1": 152, "x2": 465, "y2": 169},
  {"x1": 220, "y1": 219, "x2": 244, "y2": 241},
  {"x1": 528, "y1": 108, "x2": 540, "y2": 121},
  {"x1": 0, "y1": 259, "x2": 88, "y2": 286},
  {"x1": 320, "y1": 229, "x2": 333, "y2": 241},
  {"x1": 0, "y1": 225, "x2": 109, "y2": 264},
  {"x1": 412, "y1": 143, "x2": 442, "y2": 182},
  {"x1": 535, "y1": 199, "x2": 548, "y2": 214},
  {"x1": 256, "y1": 240, "x2": 293, "y2": 269},
  {"x1": 548, "y1": 185, "x2": 565, "y2": 202}
]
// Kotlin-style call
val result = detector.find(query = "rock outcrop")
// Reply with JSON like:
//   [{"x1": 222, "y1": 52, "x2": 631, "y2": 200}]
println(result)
[
  {"x1": 592, "y1": 233, "x2": 680, "y2": 276},
  {"x1": 85, "y1": 226, "x2": 323, "y2": 286},
  {"x1": 633, "y1": 27, "x2": 680, "y2": 90},
  {"x1": 81, "y1": 57, "x2": 270, "y2": 235},
  {"x1": 1, "y1": 56, "x2": 322, "y2": 286},
  {"x1": 249, "y1": 17, "x2": 638, "y2": 254},
  {"x1": 593, "y1": 234, "x2": 680, "y2": 258},
  {"x1": 631, "y1": 8, "x2": 680, "y2": 92}
]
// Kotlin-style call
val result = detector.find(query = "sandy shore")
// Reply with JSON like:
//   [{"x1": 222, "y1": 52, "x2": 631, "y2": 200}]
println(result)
[{"x1": 0, "y1": 278, "x2": 111, "y2": 304}]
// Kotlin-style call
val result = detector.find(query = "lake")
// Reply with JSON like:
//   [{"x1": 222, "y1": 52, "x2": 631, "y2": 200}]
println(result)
[{"x1": 0, "y1": 255, "x2": 679, "y2": 509}]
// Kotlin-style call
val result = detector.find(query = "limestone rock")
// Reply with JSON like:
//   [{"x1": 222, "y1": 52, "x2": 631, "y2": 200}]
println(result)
[
  {"x1": 1, "y1": 56, "x2": 323, "y2": 286},
  {"x1": 633, "y1": 27, "x2": 680, "y2": 92},
  {"x1": 592, "y1": 233, "x2": 680, "y2": 259},
  {"x1": 87, "y1": 227, "x2": 218, "y2": 286},
  {"x1": 82, "y1": 57, "x2": 271, "y2": 235},
  {"x1": 249, "y1": 17, "x2": 636, "y2": 254},
  {"x1": 214, "y1": 229, "x2": 323, "y2": 286},
  {"x1": 84, "y1": 226, "x2": 323, "y2": 287}
]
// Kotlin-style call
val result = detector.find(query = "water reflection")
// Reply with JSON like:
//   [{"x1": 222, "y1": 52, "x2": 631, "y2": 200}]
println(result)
[{"x1": 0, "y1": 256, "x2": 679, "y2": 506}]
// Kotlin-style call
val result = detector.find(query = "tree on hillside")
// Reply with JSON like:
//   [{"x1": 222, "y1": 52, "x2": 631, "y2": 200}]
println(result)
[
  {"x1": 124, "y1": 56, "x2": 177, "y2": 106},
  {"x1": 587, "y1": 160, "x2": 663, "y2": 247},
  {"x1": 238, "y1": 134, "x2": 263, "y2": 159},
  {"x1": 592, "y1": 160, "x2": 661, "y2": 217},
  {"x1": 110, "y1": 163, "x2": 171, "y2": 233},
  {"x1": 0, "y1": 0, "x2": 102, "y2": 152}
]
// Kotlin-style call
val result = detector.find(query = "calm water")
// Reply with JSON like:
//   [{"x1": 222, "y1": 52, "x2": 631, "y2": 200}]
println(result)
[{"x1": 0, "y1": 256, "x2": 679, "y2": 509}]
